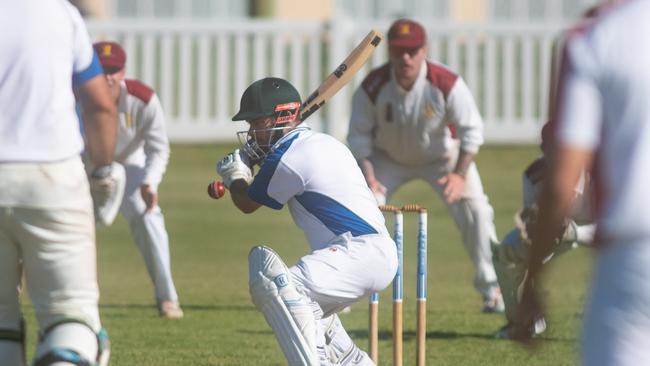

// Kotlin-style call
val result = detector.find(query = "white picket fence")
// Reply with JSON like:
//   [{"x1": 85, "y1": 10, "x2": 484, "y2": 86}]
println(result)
[{"x1": 87, "y1": 19, "x2": 568, "y2": 144}]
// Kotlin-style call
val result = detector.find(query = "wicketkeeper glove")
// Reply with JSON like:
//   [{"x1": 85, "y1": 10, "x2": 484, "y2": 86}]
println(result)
[
  {"x1": 90, "y1": 162, "x2": 126, "y2": 226},
  {"x1": 216, "y1": 149, "x2": 253, "y2": 188},
  {"x1": 559, "y1": 219, "x2": 578, "y2": 245}
]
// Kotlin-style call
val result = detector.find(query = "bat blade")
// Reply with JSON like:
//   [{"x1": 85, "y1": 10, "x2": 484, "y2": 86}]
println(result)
[{"x1": 300, "y1": 29, "x2": 383, "y2": 121}]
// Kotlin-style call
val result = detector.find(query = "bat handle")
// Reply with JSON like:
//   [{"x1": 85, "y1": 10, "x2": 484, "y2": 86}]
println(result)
[{"x1": 207, "y1": 180, "x2": 226, "y2": 199}]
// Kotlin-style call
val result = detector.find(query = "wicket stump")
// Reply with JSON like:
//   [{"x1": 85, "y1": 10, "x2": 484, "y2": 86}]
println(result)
[{"x1": 370, "y1": 204, "x2": 428, "y2": 366}]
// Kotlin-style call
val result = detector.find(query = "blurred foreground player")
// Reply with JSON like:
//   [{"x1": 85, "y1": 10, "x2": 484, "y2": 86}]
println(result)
[
  {"x1": 0, "y1": 1, "x2": 117, "y2": 364},
  {"x1": 516, "y1": 2, "x2": 650, "y2": 365}
]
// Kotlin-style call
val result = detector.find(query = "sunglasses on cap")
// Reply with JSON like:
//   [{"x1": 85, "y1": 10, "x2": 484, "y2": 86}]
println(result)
[{"x1": 102, "y1": 66, "x2": 123, "y2": 75}]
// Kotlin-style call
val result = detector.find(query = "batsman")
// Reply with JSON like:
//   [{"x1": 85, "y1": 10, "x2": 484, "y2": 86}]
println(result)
[{"x1": 216, "y1": 77, "x2": 398, "y2": 365}]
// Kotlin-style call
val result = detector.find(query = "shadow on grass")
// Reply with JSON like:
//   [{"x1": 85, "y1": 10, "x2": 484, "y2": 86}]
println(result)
[
  {"x1": 99, "y1": 303, "x2": 255, "y2": 312},
  {"x1": 346, "y1": 329, "x2": 574, "y2": 343},
  {"x1": 347, "y1": 329, "x2": 494, "y2": 341}
]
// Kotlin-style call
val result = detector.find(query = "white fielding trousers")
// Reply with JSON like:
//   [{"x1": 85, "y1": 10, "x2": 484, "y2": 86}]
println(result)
[
  {"x1": 119, "y1": 164, "x2": 178, "y2": 302},
  {"x1": 370, "y1": 149, "x2": 499, "y2": 298},
  {"x1": 581, "y1": 239, "x2": 650, "y2": 366},
  {"x1": 0, "y1": 157, "x2": 101, "y2": 333}
]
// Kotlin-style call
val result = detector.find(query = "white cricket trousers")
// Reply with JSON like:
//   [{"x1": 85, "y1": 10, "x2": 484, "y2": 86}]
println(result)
[
  {"x1": 370, "y1": 150, "x2": 499, "y2": 298},
  {"x1": 119, "y1": 163, "x2": 178, "y2": 302},
  {"x1": 581, "y1": 239, "x2": 650, "y2": 366},
  {"x1": 0, "y1": 157, "x2": 101, "y2": 334},
  {"x1": 290, "y1": 232, "x2": 398, "y2": 316}
]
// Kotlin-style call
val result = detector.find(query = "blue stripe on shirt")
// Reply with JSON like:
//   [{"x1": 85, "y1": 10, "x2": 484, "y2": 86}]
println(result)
[
  {"x1": 248, "y1": 133, "x2": 300, "y2": 210},
  {"x1": 296, "y1": 191, "x2": 378, "y2": 236},
  {"x1": 73, "y1": 51, "x2": 103, "y2": 86}
]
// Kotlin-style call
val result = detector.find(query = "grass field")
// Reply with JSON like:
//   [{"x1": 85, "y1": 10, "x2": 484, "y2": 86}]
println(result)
[{"x1": 23, "y1": 143, "x2": 594, "y2": 365}]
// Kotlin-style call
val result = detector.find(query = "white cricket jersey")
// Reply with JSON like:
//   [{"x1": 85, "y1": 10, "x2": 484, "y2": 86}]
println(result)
[
  {"x1": 114, "y1": 79, "x2": 170, "y2": 190},
  {"x1": 348, "y1": 60, "x2": 484, "y2": 165},
  {"x1": 248, "y1": 127, "x2": 390, "y2": 250},
  {"x1": 555, "y1": 0, "x2": 650, "y2": 242},
  {"x1": 0, "y1": 0, "x2": 102, "y2": 163}
]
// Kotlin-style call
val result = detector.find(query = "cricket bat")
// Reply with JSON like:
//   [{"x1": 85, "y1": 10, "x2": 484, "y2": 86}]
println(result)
[
  {"x1": 208, "y1": 29, "x2": 383, "y2": 200},
  {"x1": 300, "y1": 29, "x2": 383, "y2": 121}
]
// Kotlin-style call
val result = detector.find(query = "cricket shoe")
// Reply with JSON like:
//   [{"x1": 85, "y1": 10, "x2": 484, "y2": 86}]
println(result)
[
  {"x1": 159, "y1": 300, "x2": 184, "y2": 319},
  {"x1": 482, "y1": 289, "x2": 505, "y2": 314},
  {"x1": 495, "y1": 317, "x2": 547, "y2": 339}
]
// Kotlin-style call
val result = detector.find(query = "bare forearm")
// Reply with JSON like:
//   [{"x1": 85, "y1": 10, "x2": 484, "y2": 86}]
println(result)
[
  {"x1": 453, "y1": 149, "x2": 474, "y2": 177},
  {"x1": 229, "y1": 180, "x2": 261, "y2": 214},
  {"x1": 356, "y1": 158, "x2": 374, "y2": 180},
  {"x1": 80, "y1": 76, "x2": 117, "y2": 167},
  {"x1": 528, "y1": 147, "x2": 593, "y2": 277},
  {"x1": 528, "y1": 184, "x2": 573, "y2": 277},
  {"x1": 84, "y1": 109, "x2": 116, "y2": 166}
]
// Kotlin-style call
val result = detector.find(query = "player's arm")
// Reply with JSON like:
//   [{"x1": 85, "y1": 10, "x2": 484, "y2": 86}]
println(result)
[
  {"x1": 229, "y1": 180, "x2": 262, "y2": 213},
  {"x1": 217, "y1": 149, "x2": 256, "y2": 213},
  {"x1": 78, "y1": 74, "x2": 117, "y2": 168},
  {"x1": 453, "y1": 150, "x2": 474, "y2": 178},
  {"x1": 348, "y1": 86, "x2": 385, "y2": 195},
  {"x1": 141, "y1": 94, "x2": 170, "y2": 210},
  {"x1": 529, "y1": 147, "x2": 593, "y2": 275},
  {"x1": 356, "y1": 158, "x2": 386, "y2": 196},
  {"x1": 70, "y1": 6, "x2": 117, "y2": 169},
  {"x1": 438, "y1": 77, "x2": 483, "y2": 203}
]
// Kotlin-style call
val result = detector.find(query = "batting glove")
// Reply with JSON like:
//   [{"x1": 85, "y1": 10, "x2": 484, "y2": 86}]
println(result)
[{"x1": 217, "y1": 149, "x2": 253, "y2": 188}]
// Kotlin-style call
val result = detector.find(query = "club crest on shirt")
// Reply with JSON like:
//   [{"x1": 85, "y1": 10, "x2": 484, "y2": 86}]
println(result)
[
  {"x1": 423, "y1": 102, "x2": 435, "y2": 119},
  {"x1": 125, "y1": 112, "x2": 133, "y2": 128}
]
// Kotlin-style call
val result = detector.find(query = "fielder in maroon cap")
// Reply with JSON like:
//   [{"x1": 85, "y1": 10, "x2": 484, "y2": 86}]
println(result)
[
  {"x1": 90, "y1": 40, "x2": 184, "y2": 319},
  {"x1": 348, "y1": 18, "x2": 505, "y2": 314}
]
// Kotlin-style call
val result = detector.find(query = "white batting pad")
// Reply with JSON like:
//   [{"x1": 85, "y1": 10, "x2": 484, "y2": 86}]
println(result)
[
  {"x1": 91, "y1": 162, "x2": 126, "y2": 227},
  {"x1": 321, "y1": 314, "x2": 373, "y2": 365},
  {"x1": 33, "y1": 322, "x2": 109, "y2": 366},
  {"x1": 248, "y1": 246, "x2": 318, "y2": 366},
  {"x1": 0, "y1": 341, "x2": 24, "y2": 366}
]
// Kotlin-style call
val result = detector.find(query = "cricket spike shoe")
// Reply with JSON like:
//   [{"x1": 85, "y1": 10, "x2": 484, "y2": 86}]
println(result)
[
  {"x1": 482, "y1": 288, "x2": 505, "y2": 314},
  {"x1": 159, "y1": 300, "x2": 184, "y2": 319}
]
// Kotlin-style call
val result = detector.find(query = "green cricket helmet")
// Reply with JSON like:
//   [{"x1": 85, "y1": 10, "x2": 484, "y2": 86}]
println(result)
[
  {"x1": 232, "y1": 77, "x2": 301, "y2": 122},
  {"x1": 232, "y1": 78, "x2": 302, "y2": 163}
]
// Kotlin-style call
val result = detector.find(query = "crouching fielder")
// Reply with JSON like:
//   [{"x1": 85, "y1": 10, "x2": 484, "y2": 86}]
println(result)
[
  {"x1": 217, "y1": 77, "x2": 398, "y2": 365},
  {"x1": 492, "y1": 147, "x2": 595, "y2": 339}
]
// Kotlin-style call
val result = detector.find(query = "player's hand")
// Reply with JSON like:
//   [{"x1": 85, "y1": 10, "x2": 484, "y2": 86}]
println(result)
[
  {"x1": 437, "y1": 172, "x2": 465, "y2": 204},
  {"x1": 366, "y1": 177, "x2": 387, "y2": 205},
  {"x1": 140, "y1": 184, "x2": 158, "y2": 212},
  {"x1": 216, "y1": 149, "x2": 253, "y2": 188}
]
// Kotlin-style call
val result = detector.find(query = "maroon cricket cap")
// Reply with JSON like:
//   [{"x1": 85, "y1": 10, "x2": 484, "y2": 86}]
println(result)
[
  {"x1": 93, "y1": 41, "x2": 126, "y2": 71},
  {"x1": 388, "y1": 19, "x2": 427, "y2": 48}
]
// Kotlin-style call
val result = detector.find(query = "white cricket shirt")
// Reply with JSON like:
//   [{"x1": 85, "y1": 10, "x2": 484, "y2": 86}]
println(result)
[
  {"x1": 348, "y1": 60, "x2": 484, "y2": 165},
  {"x1": 114, "y1": 79, "x2": 170, "y2": 190},
  {"x1": 0, "y1": 0, "x2": 102, "y2": 162},
  {"x1": 555, "y1": 0, "x2": 650, "y2": 241},
  {"x1": 248, "y1": 127, "x2": 390, "y2": 250}
]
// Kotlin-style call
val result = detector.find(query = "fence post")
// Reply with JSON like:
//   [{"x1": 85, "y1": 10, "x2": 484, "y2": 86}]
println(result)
[{"x1": 325, "y1": 18, "x2": 354, "y2": 140}]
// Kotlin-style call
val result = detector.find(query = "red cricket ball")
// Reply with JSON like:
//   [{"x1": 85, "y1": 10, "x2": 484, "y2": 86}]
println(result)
[{"x1": 207, "y1": 181, "x2": 225, "y2": 199}]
